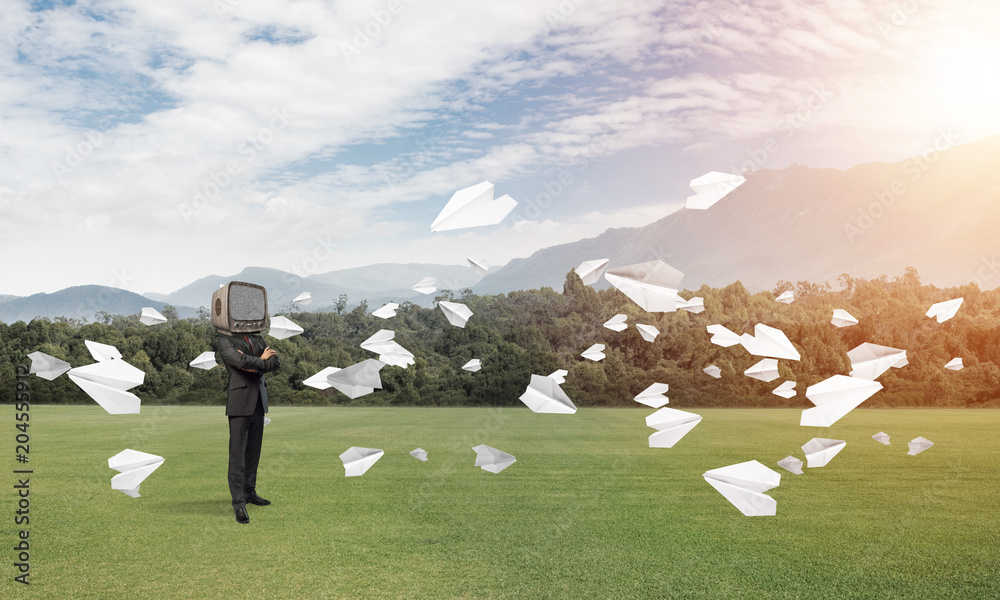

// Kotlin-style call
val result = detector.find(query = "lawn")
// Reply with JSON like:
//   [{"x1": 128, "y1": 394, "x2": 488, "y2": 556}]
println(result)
[{"x1": 4, "y1": 405, "x2": 998, "y2": 599}]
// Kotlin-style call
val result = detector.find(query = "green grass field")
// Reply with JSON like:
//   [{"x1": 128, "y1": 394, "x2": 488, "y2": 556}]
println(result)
[{"x1": 4, "y1": 406, "x2": 999, "y2": 599}]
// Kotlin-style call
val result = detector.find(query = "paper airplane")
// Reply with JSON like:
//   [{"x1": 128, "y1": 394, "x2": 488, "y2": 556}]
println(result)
[
  {"x1": 872, "y1": 432, "x2": 890, "y2": 445},
  {"x1": 636, "y1": 324, "x2": 660, "y2": 342},
  {"x1": 907, "y1": 436, "x2": 933, "y2": 455},
  {"x1": 372, "y1": 303, "x2": 399, "y2": 319},
  {"x1": 462, "y1": 359, "x2": 482, "y2": 372},
  {"x1": 744, "y1": 359, "x2": 779, "y2": 382},
  {"x1": 703, "y1": 460, "x2": 780, "y2": 516},
  {"x1": 604, "y1": 260, "x2": 684, "y2": 312},
  {"x1": 581, "y1": 343, "x2": 605, "y2": 361},
  {"x1": 847, "y1": 343, "x2": 907, "y2": 380},
  {"x1": 412, "y1": 277, "x2": 436, "y2": 295},
  {"x1": 410, "y1": 448, "x2": 428, "y2": 461},
  {"x1": 360, "y1": 329, "x2": 415, "y2": 368},
  {"x1": 703, "y1": 365, "x2": 722, "y2": 379},
  {"x1": 686, "y1": 171, "x2": 746, "y2": 210},
  {"x1": 438, "y1": 301, "x2": 473, "y2": 328},
  {"x1": 777, "y1": 456, "x2": 803, "y2": 475},
  {"x1": 775, "y1": 291, "x2": 794, "y2": 304},
  {"x1": 801, "y1": 438, "x2": 846, "y2": 468},
  {"x1": 519, "y1": 374, "x2": 577, "y2": 414},
  {"x1": 188, "y1": 351, "x2": 218, "y2": 370},
  {"x1": 801, "y1": 375, "x2": 883, "y2": 427},
  {"x1": 268, "y1": 315, "x2": 303, "y2": 340},
  {"x1": 86, "y1": 340, "x2": 122, "y2": 362},
  {"x1": 739, "y1": 324, "x2": 800, "y2": 361},
  {"x1": 677, "y1": 297, "x2": 705, "y2": 314},
  {"x1": 292, "y1": 292, "x2": 312, "y2": 305},
  {"x1": 926, "y1": 298, "x2": 963, "y2": 323},
  {"x1": 263, "y1": 416, "x2": 271, "y2": 426},
  {"x1": 139, "y1": 307, "x2": 167, "y2": 326},
  {"x1": 645, "y1": 407, "x2": 701, "y2": 447},
  {"x1": 831, "y1": 309, "x2": 858, "y2": 328},
  {"x1": 575, "y1": 259, "x2": 610, "y2": 285},
  {"x1": 108, "y1": 449, "x2": 164, "y2": 497},
  {"x1": 634, "y1": 383, "x2": 669, "y2": 408},
  {"x1": 302, "y1": 366, "x2": 341, "y2": 390},
  {"x1": 325, "y1": 359, "x2": 386, "y2": 399},
  {"x1": 603, "y1": 314, "x2": 627, "y2": 332},
  {"x1": 945, "y1": 357, "x2": 963, "y2": 371},
  {"x1": 467, "y1": 257, "x2": 489, "y2": 276},
  {"x1": 68, "y1": 344, "x2": 145, "y2": 414},
  {"x1": 431, "y1": 181, "x2": 517, "y2": 232},
  {"x1": 707, "y1": 324, "x2": 741, "y2": 347},
  {"x1": 548, "y1": 369, "x2": 568, "y2": 384},
  {"x1": 472, "y1": 444, "x2": 516, "y2": 473},
  {"x1": 772, "y1": 381, "x2": 796, "y2": 399},
  {"x1": 339, "y1": 447, "x2": 384, "y2": 476},
  {"x1": 27, "y1": 351, "x2": 71, "y2": 380}
]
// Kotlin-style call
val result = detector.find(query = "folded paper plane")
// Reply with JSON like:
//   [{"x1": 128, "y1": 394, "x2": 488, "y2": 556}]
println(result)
[
  {"x1": 68, "y1": 343, "x2": 145, "y2": 414},
  {"x1": 686, "y1": 171, "x2": 746, "y2": 210},
  {"x1": 292, "y1": 292, "x2": 312, "y2": 305},
  {"x1": 703, "y1": 460, "x2": 780, "y2": 516},
  {"x1": 872, "y1": 432, "x2": 890, "y2": 445},
  {"x1": 372, "y1": 303, "x2": 399, "y2": 319},
  {"x1": 412, "y1": 277, "x2": 436, "y2": 295},
  {"x1": 926, "y1": 298, "x2": 963, "y2": 323},
  {"x1": 634, "y1": 383, "x2": 669, "y2": 408},
  {"x1": 739, "y1": 324, "x2": 800, "y2": 361},
  {"x1": 519, "y1": 374, "x2": 577, "y2": 414},
  {"x1": 604, "y1": 260, "x2": 684, "y2": 312},
  {"x1": 188, "y1": 351, "x2": 218, "y2": 370},
  {"x1": 744, "y1": 358, "x2": 780, "y2": 382},
  {"x1": 27, "y1": 351, "x2": 71, "y2": 380},
  {"x1": 139, "y1": 307, "x2": 167, "y2": 326},
  {"x1": 907, "y1": 436, "x2": 933, "y2": 455},
  {"x1": 603, "y1": 314, "x2": 627, "y2": 332},
  {"x1": 801, "y1": 375, "x2": 883, "y2": 427},
  {"x1": 704, "y1": 365, "x2": 722, "y2": 378},
  {"x1": 581, "y1": 343, "x2": 605, "y2": 361},
  {"x1": 707, "y1": 324, "x2": 741, "y2": 347},
  {"x1": 636, "y1": 324, "x2": 660, "y2": 342},
  {"x1": 945, "y1": 357, "x2": 963, "y2": 371},
  {"x1": 263, "y1": 416, "x2": 271, "y2": 426},
  {"x1": 575, "y1": 259, "x2": 610, "y2": 285},
  {"x1": 847, "y1": 343, "x2": 907, "y2": 380},
  {"x1": 772, "y1": 381, "x2": 796, "y2": 399},
  {"x1": 645, "y1": 407, "x2": 701, "y2": 447},
  {"x1": 326, "y1": 359, "x2": 386, "y2": 399},
  {"x1": 360, "y1": 329, "x2": 415, "y2": 368},
  {"x1": 777, "y1": 456, "x2": 803, "y2": 475},
  {"x1": 467, "y1": 257, "x2": 489, "y2": 276},
  {"x1": 108, "y1": 449, "x2": 164, "y2": 497},
  {"x1": 302, "y1": 366, "x2": 341, "y2": 390},
  {"x1": 677, "y1": 297, "x2": 705, "y2": 314},
  {"x1": 438, "y1": 301, "x2": 473, "y2": 328},
  {"x1": 339, "y1": 447, "x2": 384, "y2": 476},
  {"x1": 462, "y1": 359, "x2": 482, "y2": 372},
  {"x1": 775, "y1": 291, "x2": 794, "y2": 304},
  {"x1": 268, "y1": 315, "x2": 303, "y2": 340},
  {"x1": 86, "y1": 340, "x2": 122, "y2": 362},
  {"x1": 431, "y1": 181, "x2": 517, "y2": 232},
  {"x1": 410, "y1": 448, "x2": 428, "y2": 461},
  {"x1": 472, "y1": 444, "x2": 516, "y2": 473},
  {"x1": 548, "y1": 369, "x2": 568, "y2": 384},
  {"x1": 802, "y1": 438, "x2": 846, "y2": 468},
  {"x1": 831, "y1": 309, "x2": 859, "y2": 328}
]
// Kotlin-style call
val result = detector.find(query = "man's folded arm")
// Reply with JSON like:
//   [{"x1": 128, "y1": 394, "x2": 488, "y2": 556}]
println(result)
[{"x1": 218, "y1": 335, "x2": 265, "y2": 370}]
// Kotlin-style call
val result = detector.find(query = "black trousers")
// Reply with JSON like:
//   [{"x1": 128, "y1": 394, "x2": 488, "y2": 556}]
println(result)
[{"x1": 228, "y1": 397, "x2": 264, "y2": 508}]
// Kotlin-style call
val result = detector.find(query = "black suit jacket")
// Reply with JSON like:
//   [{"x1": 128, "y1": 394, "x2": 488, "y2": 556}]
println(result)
[{"x1": 218, "y1": 333, "x2": 281, "y2": 416}]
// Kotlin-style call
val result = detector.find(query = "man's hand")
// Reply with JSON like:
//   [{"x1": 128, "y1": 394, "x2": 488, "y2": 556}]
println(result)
[{"x1": 260, "y1": 346, "x2": 277, "y2": 360}]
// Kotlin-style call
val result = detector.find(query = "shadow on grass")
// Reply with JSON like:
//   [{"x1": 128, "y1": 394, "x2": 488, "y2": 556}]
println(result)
[{"x1": 159, "y1": 499, "x2": 232, "y2": 517}]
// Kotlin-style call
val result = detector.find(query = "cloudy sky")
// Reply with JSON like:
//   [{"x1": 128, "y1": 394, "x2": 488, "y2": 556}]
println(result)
[{"x1": 2, "y1": 0, "x2": 999, "y2": 296}]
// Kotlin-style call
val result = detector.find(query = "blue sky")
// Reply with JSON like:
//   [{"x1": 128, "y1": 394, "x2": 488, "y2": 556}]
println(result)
[{"x1": 1, "y1": 0, "x2": 999, "y2": 296}]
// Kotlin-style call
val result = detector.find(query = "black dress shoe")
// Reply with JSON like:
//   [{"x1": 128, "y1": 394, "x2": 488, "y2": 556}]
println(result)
[
  {"x1": 246, "y1": 493, "x2": 271, "y2": 506},
  {"x1": 235, "y1": 506, "x2": 250, "y2": 524}
]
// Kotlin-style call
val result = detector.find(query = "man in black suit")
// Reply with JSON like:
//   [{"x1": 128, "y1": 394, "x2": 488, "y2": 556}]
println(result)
[{"x1": 218, "y1": 332, "x2": 280, "y2": 524}]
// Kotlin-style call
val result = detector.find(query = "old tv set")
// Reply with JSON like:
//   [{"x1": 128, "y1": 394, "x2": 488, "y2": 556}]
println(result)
[{"x1": 211, "y1": 281, "x2": 269, "y2": 334}]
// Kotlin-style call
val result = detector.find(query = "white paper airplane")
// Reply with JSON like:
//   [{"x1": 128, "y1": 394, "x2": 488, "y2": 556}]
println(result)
[
  {"x1": 634, "y1": 383, "x2": 669, "y2": 408},
  {"x1": 292, "y1": 292, "x2": 312, "y2": 305},
  {"x1": 604, "y1": 260, "x2": 685, "y2": 312},
  {"x1": 188, "y1": 351, "x2": 218, "y2": 370},
  {"x1": 412, "y1": 277, "x2": 436, "y2": 295},
  {"x1": 339, "y1": 447, "x2": 384, "y2": 476},
  {"x1": 686, "y1": 171, "x2": 746, "y2": 210},
  {"x1": 263, "y1": 416, "x2": 271, "y2": 426},
  {"x1": 472, "y1": 444, "x2": 516, "y2": 473},
  {"x1": 326, "y1": 359, "x2": 386, "y2": 399},
  {"x1": 926, "y1": 298, "x2": 963, "y2": 323},
  {"x1": 438, "y1": 301, "x2": 473, "y2": 328},
  {"x1": 108, "y1": 449, "x2": 164, "y2": 497},
  {"x1": 801, "y1": 438, "x2": 846, "y2": 468},
  {"x1": 645, "y1": 407, "x2": 701, "y2": 447},
  {"x1": 777, "y1": 456, "x2": 803, "y2": 475},
  {"x1": 739, "y1": 324, "x2": 800, "y2": 361},
  {"x1": 872, "y1": 432, "x2": 890, "y2": 445},
  {"x1": 268, "y1": 315, "x2": 303, "y2": 340},
  {"x1": 703, "y1": 365, "x2": 722, "y2": 379},
  {"x1": 302, "y1": 366, "x2": 341, "y2": 390},
  {"x1": 68, "y1": 344, "x2": 145, "y2": 414},
  {"x1": 467, "y1": 257, "x2": 490, "y2": 276},
  {"x1": 677, "y1": 297, "x2": 705, "y2": 314},
  {"x1": 703, "y1": 460, "x2": 780, "y2": 516},
  {"x1": 574, "y1": 259, "x2": 610, "y2": 285},
  {"x1": 831, "y1": 309, "x2": 859, "y2": 328},
  {"x1": 603, "y1": 314, "x2": 628, "y2": 332},
  {"x1": 410, "y1": 448, "x2": 428, "y2": 461},
  {"x1": 581, "y1": 344, "x2": 605, "y2": 361},
  {"x1": 745, "y1": 359, "x2": 780, "y2": 382},
  {"x1": 636, "y1": 324, "x2": 660, "y2": 342},
  {"x1": 945, "y1": 357, "x2": 964, "y2": 371},
  {"x1": 772, "y1": 381, "x2": 796, "y2": 399},
  {"x1": 431, "y1": 181, "x2": 517, "y2": 232},
  {"x1": 847, "y1": 343, "x2": 907, "y2": 380},
  {"x1": 372, "y1": 303, "x2": 399, "y2": 319},
  {"x1": 139, "y1": 307, "x2": 167, "y2": 326},
  {"x1": 707, "y1": 324, "x2": 741, "y2": 347},
  {"x1": 519, "y1": 374, "x2": 577, "y2": 414},
  {"x1": 462, "y1": 359, "x2": 482, "y2": 372},
  {"x1": 775, "y1": 291, "x2": 794, "y2": 304},
  {"x1": 548, "y1": 369, "x2": 568, "y2": 384},
  {"x1": 86, "y1": 340, "x2": 122, "y2": 362},
  {"x1": 907, "y1": 436, "x2": 933, "y2": 455},
  {"x1": 27, "y1": 351, "x2": 71, "y2": 380},
  {"x1": 360, "y1": 329, "x2": 415, "y2": 368},
  {"x1": 801, "y1": 375, "x2": 883, "y2": 427}
]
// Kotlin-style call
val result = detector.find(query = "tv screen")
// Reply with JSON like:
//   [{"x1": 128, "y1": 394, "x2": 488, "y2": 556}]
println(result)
[{"x1": 211, "y1": 281, "x2": 269, "y2": 334}]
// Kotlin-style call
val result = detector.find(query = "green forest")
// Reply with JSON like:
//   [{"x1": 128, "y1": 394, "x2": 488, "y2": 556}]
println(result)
[{"x1": 3, "y1": 268, "x2": 999, "y2": 409}]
